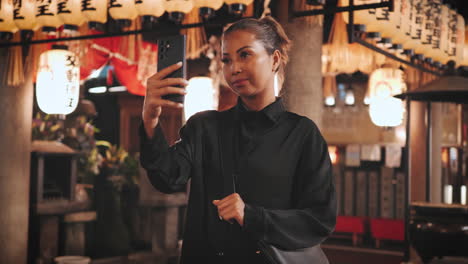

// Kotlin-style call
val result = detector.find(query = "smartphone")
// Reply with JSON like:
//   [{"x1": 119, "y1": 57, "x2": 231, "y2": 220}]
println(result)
[{"x1": 157, "y1": 34, "x2": 187, "y2": 103}]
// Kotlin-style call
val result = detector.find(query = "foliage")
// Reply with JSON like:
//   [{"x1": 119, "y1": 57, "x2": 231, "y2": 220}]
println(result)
[
  {"x1": 31, "y1": 113, "x2": 64, "y2": 141},
  {"x1": 97, "y1": 141, "x2": 139, "y2": 191}
]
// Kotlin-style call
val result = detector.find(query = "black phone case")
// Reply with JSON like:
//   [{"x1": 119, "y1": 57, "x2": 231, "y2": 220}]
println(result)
[{"x1": 157, "y1": 35, "x2": 187, "y2": 103}]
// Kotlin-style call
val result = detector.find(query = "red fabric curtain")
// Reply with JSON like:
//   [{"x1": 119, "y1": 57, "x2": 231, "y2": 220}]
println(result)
[{"x1": 78, "y1": 30, "x2": 157, "y2": 96}]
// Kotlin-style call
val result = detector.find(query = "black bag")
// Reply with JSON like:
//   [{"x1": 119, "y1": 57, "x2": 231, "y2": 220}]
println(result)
[
  {"x1": 257, "y1": 240, "x2": 328, "y2": 264},
  {"x1": 218, "y1": 112, "x2": 329, "y2": 264}
]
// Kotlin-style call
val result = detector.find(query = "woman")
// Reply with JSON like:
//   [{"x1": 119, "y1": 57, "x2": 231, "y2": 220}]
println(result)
[{"x1": 140, "y1": 16, "x2": 336, "y2": 264}]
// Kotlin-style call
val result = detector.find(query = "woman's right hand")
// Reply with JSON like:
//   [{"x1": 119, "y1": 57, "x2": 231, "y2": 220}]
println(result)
[{"x1": 142, "y1": 62, "x2": 188, "y2": 138}]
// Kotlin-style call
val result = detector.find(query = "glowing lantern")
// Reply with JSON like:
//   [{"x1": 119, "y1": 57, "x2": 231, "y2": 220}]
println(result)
[
  {"x1": 109, "y1": 0, "x2": 138, "y2": 26},
  {"x1": 431, "y1": 4, "x2": 450, "y2": 64},
  {"x1": 81, "y1": 0, "x2": 108, "y2": 28},
  {"x1": 56, "y1": 0, "x2": 85, "y2": 30},
  {"x1": 36, "y1": 46, "x2": 80, "y2": 115},
  {"x1": 400, "y1": 0, "x2": 425, "y2": 57},
  {"x1": 13, "y1": 0, "x2": 39, "y2": 31},
  {"x1": 184, "y1": 77, "x2": 217, "y2": 121},
  {"x1": 454, "y1": 16, "x2": 465, "y2": 66},
  {"x1": 368, "y1": 68, "x2": 406, "y2": 127},
  {"x1": 0, "y1": 0, "x2": 19, "y2": 36},
  {"x1": 391, "y1": 0, "x2": 412, "y2": 47},
  {"x1": 165, "y1": 0, "x2": 194, "y2": 23},
  {"x1": 417, "y1": 0, "x2": 436, "y2": 59},
  {"x1": 135, "y1": 0, "x2": 165, "y2": 24},
  {"x1": 35, "y1": 0, "x2": 63, "y2": 32},
  {"x1": 224, "y1": 0, "x2": 253, "y2": 15},
  {"x1": 194, "y1": 0, "x2": 223, "y2": 18},
  {"x1": 446, "y1": 13, "x2": 465, "y2": 65}
]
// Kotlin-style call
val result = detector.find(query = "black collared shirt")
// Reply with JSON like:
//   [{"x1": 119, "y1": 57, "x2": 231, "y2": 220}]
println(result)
[{"x1": 140, "y1": 97, "x2": 336, "y2": 263}]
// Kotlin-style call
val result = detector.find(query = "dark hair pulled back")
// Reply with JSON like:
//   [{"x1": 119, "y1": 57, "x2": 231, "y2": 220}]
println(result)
[{"x1": 223, "y1": 16, "x2": 292, "y2": 85}]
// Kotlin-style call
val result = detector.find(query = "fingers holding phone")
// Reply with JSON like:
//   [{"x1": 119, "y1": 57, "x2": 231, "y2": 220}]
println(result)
[
  {"x1": 142, "y1": 35, "x2": 187, "y2": 137},
  {"x1": 142, "y1": 63, "x2": 187, "y2": 137}
]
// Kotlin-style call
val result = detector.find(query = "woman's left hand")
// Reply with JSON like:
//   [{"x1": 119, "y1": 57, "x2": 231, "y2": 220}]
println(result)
[{"x1": 213, "y1": 193, "x2": 245, "y2": 226}]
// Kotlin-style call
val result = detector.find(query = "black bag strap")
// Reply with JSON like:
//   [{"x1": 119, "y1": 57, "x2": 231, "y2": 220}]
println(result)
[{"x1": 218, "y1": 110, "x2": 239, "y2": 195}]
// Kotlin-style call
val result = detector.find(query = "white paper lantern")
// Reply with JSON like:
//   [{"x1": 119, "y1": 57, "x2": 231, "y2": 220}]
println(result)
[
  {"x1": 391, "y1": 0, "x2": 412, "y2": 46},
  {"x1": 135, "y1": 0, "x2": 166, "y2": 18},
  {"x1": 81, "y1": 0, "x2": 108, "y2": 25},
  {"x1": 431, "y1": 4, "x2": 450, "y2": 64},
  {"x1": 13, "y1": 0, "x2": 39, "y2": 31},
  {"x1": 446, "y1": 13, "x2": 465, "y2": 65},
  {"x1": 57, "y1": 0, "x2": 86, "y2": 29},
  {"x1": 0, "y1": 0, "x2": 19, "y2": 34},
  {"x1": 36, "y1": 47, "x2": 80, "y2": 115},
  {"x1": 195, "y1": 0, "x2": 223, "y2": 9},
  {"x1": 184, "y1": 77, "x2": 217, "y2": 121},
  {"x1": 224, "y1": 0, "x2": 253, "y2": 15},
  {"x1": 418, "y1": 0, "x2": 439, "y2": 60},
  {"x1": 368, "y1": 68, "x2": 406, "y2": 127},
  {"x1": 195, "y1": 0, "x2": 223, "y2": 18},
  {"x1": 35, "y1": 0, "x2": 63, "y2": 32},
  {"x1": 165, "y1": 0, "x2": 194, "y2": 22},
  {"x1": 109, "y1": 0, "x2": 138, "y2": 22}
]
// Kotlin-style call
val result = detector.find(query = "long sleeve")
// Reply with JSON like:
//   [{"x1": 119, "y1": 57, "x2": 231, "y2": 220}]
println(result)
[
  {"x1": 139, "y1": 120, "x2": 195, "y2": 194},
  {"x1": 243, "y1": 124, "x2": 337, "y2": 250}
]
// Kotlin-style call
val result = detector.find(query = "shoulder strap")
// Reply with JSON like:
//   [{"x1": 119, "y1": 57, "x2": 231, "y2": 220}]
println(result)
[{"x1": 217, "y1": 111, "x2": 238, "y2": 195}]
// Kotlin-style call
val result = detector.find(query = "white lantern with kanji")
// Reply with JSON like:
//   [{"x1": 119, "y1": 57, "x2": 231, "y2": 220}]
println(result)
[
  {"x1": 81, "y1": 0, "x2": 108, "y2": 26},
  {"x1": 136, "y1": 0, "x2": 166, "y2": 18},
  {"x1": 35, "y1": 0, "x2": 63, "y2": 32},
  {"x1": 368, "y1": 68, "x2": 406, "y2": 127},
  {"x1": 57, "y1": 0, "x2": 86, "y2": 30},
  {"x1": 109, "y1": 0, "x2": 138, "y2": 24},
  {"x1": 165, "y1": 0, "x2": 194, "y2": 22},
  {"x1": 13, "y1": 0, "x2": 39, "y2": 31},
  {"x1": 0, "y1": 0, "x2": 19, "y2": 34},
  {"x1": 36, "y1": 46, "x2": 80, "y2": 115}
]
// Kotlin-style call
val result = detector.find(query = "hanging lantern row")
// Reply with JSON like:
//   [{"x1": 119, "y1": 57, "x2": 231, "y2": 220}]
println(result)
[
  {"x1": 342, "y1": 0, "x2": 466, "y2": 67},
  {"x1": 0, "y1": 0, "x2": 252, "y2": 35}
]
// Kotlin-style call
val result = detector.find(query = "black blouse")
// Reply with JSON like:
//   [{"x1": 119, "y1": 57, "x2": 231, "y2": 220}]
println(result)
[{"x1": 140, "y1": 98, "x2": 336, "y2": 263}]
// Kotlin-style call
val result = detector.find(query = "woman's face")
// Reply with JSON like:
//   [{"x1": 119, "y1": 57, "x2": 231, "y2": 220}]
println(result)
[{"x1": 221, "y1": 30, "x2": 278, "y2": 100}]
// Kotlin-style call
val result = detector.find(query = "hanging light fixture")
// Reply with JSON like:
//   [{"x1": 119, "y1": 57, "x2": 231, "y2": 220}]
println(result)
[
  {"x1": 136, "y1": 0, "x2": 166, "y2": 25},
  {"x1": 56, "y1": 0, "x2": 86, "y2": 31},
  {"x1": 323, "y1": 75, "x2": 337, "y2": 106},
  {"x1": 36, "y1": 45, "x2": 80, "y2": 115},
  {"x1": 184, "y1": 76, "x2": 217, "y2": 121},
  {"x1": 13, "y1": 0, "x2": 39, "y2": 33},
  {"x1": 35, "y1": 0, "x2": 63, "y2": 33},
  {"x1": 368, "y1": 68, "x2": 406, "y2": 127},
  {"x1": 224, "y1": 0, "x2": 253, "y2": 16},
  {"x1": 165, "y1": 0, "x2": 194, "y2": 23},
  {"x1": 81, "y1": 0, "x2": 108, "y2": 29},
  {"x1": 194, "y1": 0, "x2": 223, "y2": 19},
  {"x1": 109, "y1": 0, "x2": 138, "y2": 27},
  {"x1": 0, "y1": 0, "x2": 18, "y2": 40},
  {"x1": 344, "y1": 85, "x2": 355, "y2": 106}
]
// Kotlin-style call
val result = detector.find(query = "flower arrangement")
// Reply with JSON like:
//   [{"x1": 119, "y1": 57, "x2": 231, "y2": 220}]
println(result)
[
  {"x1": 97, "y1": 141, "x2": 139, "y2": 191},
  {"x1": 31, "y1": 113, "x2": 64, "y2": 141}
]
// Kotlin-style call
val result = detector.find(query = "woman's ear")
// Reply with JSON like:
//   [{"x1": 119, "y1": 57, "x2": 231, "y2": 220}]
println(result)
[{"x1": 272, "y1": 50, "x2": 281, "y2": 72}]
